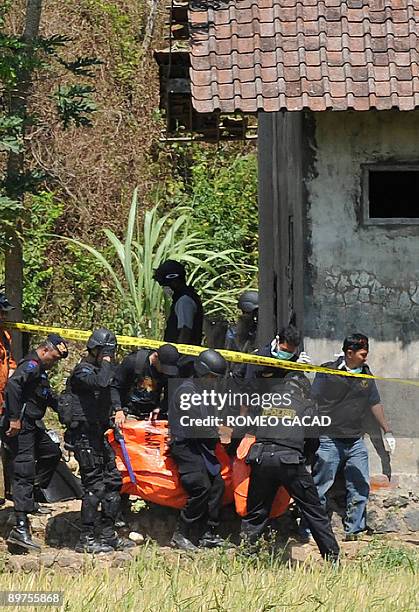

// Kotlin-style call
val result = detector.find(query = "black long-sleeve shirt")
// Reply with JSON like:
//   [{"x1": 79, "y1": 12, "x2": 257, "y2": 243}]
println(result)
[
  {"x1": 70, "y1": 359, "x2": 114, "y2": 428},
  {"x1": 5, "y1": 351, "x2": 57, "y2": 421},
  {"x1": 110, "y1": 350, "x2": 167, "y2": 417}
]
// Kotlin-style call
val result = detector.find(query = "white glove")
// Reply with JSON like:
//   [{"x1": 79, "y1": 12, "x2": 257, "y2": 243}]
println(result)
[
  {"x1": 297, "y1": 351, "x2": 312, "y2": 364},
  {"x1": 383, "y1": 432, "x2": 396, "y2": 455}
]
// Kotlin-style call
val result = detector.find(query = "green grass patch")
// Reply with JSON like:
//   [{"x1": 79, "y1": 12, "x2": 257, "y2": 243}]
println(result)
[{"x1": 0, "y1": 541, "x2": 417, "y2": 611}]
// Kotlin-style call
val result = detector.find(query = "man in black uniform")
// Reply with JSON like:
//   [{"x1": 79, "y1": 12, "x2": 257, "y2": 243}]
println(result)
[
  {"x1": 4, "y1": 334, "x2": 68, "y2": 550},
  {"x1": 169, "y1": 349, "x2": 228, "y2": 552},
  {"x1": 225, "y1": 290, "x2": 259, "y2": 379},
  {"x1": 225, "y1": 290, "x2": 259, "y2": 353},
  {"x1": 66, "y1": 328, "x2": 134, "y2": 554},
  {"x1": 239, "y1": 372, "x2": 340, "y2": 561},
  {"x1": 153, "y1": 260, "x2": 203, "y2": 345},
  {"x1": 110, "y1": 343, "x2": 180, "y2": 427}
]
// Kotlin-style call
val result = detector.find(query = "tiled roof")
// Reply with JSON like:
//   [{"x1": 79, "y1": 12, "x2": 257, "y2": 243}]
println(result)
[{"x1": 189, "y1": 0, "x2": 419, "y2": 113}]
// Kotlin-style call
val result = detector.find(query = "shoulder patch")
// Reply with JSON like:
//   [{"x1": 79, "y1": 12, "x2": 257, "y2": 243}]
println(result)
[
  {"x1": 80, "y1": 367, "x2": 93, "y2": 374},
  {"x1": 24, "y1": 360, "x2": 38, "y2": 371}
]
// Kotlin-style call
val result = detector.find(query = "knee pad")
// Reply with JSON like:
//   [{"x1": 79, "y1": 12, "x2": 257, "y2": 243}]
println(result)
[
  {"x1": 101, "y1": 492, "x2": 120, "y2": 518},
  {"x1": 14, "y1": 456, "x2": 35, "y2": 481}
]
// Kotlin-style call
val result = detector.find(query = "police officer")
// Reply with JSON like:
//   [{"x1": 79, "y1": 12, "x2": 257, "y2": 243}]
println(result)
[
  {"x1": 153, "y1": 260, "x2": 203, "y2": 345},
  {"x1": 111, "y1": 343, "x2": 180, "y2": 426},
  {"x1": 4, "y1": 334, "x2": 68, "y2": 551},
  {"x1": 169, "y1": 349, "x2": 228, "y2": 551},
  {"x1": 65, "y1": 328, "x2": 134, "y2": 554},
  {"x1": 239, "y1": 372, "x2": 340, "y2": 562},
  {"x1": 225, "y1": 290, "x2": 258, "y2": 378},
  {"x1": 225, "y1": 290, "x2": 258, "y2": 353}
]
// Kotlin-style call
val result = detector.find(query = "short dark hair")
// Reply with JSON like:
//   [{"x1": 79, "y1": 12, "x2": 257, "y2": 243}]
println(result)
[
  {"x1": 277, "y1": 325, "x2": 301, "y2": 347},
  {"x1": 342, "y1": 333, "x2": 369, "y2": 353}
]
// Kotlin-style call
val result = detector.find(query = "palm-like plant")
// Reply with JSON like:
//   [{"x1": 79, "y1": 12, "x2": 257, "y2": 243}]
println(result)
[{"x1": 61, "y1": 189, "x2": 256, "y2": 337}]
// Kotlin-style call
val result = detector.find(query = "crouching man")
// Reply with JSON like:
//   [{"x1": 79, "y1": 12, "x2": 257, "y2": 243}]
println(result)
[
  {"x1": 240, "y1": 372, "x2": 340, "y2": 562},
  {"x1": 168, "y1": 349, "x2": 228, "y2": 551},
  {"x1": 64, "y1": 328, "x2": 134, "y2": 554}
]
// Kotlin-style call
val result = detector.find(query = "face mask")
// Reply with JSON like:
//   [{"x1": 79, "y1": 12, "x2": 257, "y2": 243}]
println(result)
[
  {"x1": 163, "y1": 286, "x2": 174, "y2": 298},
  {"x1": 273, "y1": 349, "x2": 295, "y2": 361},
  {"x1": 347, "y1": 366, "x2": 363, "y2": 374}
]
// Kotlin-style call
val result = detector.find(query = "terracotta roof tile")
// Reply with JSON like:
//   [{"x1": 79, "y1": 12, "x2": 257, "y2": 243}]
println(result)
[{"x1": 189, "y1": 0, "x2": 419, "y2": 112}]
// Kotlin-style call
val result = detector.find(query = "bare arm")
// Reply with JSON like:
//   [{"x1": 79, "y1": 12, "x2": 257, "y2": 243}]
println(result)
[{"x1": 370, "y1": 403, "x2": 391, "y2": 433}]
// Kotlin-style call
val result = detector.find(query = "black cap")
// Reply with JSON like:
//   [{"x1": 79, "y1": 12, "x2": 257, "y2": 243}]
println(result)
[
  {"x1": 153, "y1": 260, "x2": 186, "y2": 286},
  {"x1": 47, "y1": 333, "x2": 69, "y2": 358},
  {"x1": 157, "y1": 343, "x2": 180, "y2": 376},
  {"x1": 0, "y1": 292, "x2": 14, "y2": 312}
]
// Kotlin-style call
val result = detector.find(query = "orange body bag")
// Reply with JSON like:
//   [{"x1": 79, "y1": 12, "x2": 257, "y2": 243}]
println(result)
[{"x1": 107, "y1": 420, "x2": 233, "y2": 508}]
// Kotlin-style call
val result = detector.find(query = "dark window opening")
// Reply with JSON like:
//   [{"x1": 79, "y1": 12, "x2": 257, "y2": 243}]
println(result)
[{"x1": 368, "y1": 170, "x2": 419, "y2": 219}]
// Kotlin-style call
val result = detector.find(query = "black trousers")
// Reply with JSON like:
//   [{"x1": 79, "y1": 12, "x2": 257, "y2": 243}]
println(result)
[
  {"x1": 7, "y1": 419, "x2": 61, "y2": 513},
  {"x1": 73, "y1": 427, "x2": 122, "y2": 538},
  {"x1": 241, "y1": 451, "x2": 340, "y2": 560},
  {"x1": 171, "y1": 440, "x2": 224, "y2": 528}
]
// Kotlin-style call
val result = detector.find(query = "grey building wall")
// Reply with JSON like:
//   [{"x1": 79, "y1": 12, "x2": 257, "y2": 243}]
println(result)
[
  {"x1": 258, "y1": 109, "x2": 419, "y2": 483},
  {"x1": 303, "y1": 109, "x2": 419, "y2": 379}
]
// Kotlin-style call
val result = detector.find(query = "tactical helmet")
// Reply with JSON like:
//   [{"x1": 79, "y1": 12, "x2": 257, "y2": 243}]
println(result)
[
  {"x1": 86, "y1": 328, "x2": 117, "y2": 351},
  {"x1": 238, "y1": 290, "x2": 258, "y2": 313},
  {"x1": 194, "y1": 349, "x2": 227, "y2": 377},
  {"x1": 0, "y1": 292, "x2": 14, "y2": 312},
  {"x1": 153, "y1": 260, "x2": 186, "y2": 286}
]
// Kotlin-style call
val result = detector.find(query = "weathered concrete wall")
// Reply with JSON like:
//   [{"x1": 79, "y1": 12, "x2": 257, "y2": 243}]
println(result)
[{"x1": 303, "y1": 109, "x2": 419, "y2": 379}]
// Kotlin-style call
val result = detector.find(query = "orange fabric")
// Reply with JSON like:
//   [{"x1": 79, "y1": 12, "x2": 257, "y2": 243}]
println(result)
[
  {"x1": 107, "y1": 419, "x2": 233, "y2": 508},
  {"x1": 0, "y1": 329, "x2": 16, "y2": 410},
  {"x1": 232, "y1": 456, "x2": 291, "y2": 519}
]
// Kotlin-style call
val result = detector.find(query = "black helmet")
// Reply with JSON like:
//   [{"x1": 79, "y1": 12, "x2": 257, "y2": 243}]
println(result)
[
  {"x1": 194, "y1": 349, "x2": 227, "y2": 377},
  {"x1": 0, "y1": 292, "x2": 14, "y2": 312},
  {"x1": 153, "y1": 260, "x2": 186, "y2": 286},
  {"x1": 238, "y1": 290, "x2": 258, "y2": 313},
  {"x1": 86, "y1": 328, "x2": 117, "y2": 351}
]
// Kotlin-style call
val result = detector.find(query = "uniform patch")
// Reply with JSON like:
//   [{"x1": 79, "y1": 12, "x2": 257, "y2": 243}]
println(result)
[{"x1": 25, "y1": 360, "x2": 38, "y2": 371}]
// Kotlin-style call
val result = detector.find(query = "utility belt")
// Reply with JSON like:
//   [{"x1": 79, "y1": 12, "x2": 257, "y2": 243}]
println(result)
[{"x1": 245, "y1": 441, "x2": 303, "y2": 466}]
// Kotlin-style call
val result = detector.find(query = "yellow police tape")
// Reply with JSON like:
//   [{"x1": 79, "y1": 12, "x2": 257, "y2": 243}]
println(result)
[{"x1": 5, "y1": 321, "x2": 419, "y2": 388}]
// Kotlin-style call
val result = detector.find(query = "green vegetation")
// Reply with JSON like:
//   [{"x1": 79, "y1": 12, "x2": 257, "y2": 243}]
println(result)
[
  {"x1": 63, "y1": 188, "x2": 255, "y2": 336},
  {"x1": 0, "y1": 1, "x2": 258, "y2": 340},
  {"x1": 0, "y1": 540, "x2": 417, "y2": 611}
]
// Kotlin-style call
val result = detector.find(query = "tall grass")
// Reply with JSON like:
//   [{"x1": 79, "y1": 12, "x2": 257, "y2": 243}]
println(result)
[
  {"x1": 61, "y1": 189, "x2": 255, "y2": 337},
  {"x1": 0, "y1": 541, "x2": 417, "y2": 611}
]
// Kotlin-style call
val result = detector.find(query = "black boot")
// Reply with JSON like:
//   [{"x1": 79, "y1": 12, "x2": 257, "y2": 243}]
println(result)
[
  {"x1": 199, "y1": 527, "x2": 229, "y2": 549},
  {"x1": 75, "y1": 533, "x2": 113, "y2": 554},
  {"x1": 170, "y1": 520, "x2": 198, "y2": 552},
  {"x1": 7, "y1": 514, "x2": 41, "y2": 551},
  {"x1": 30, "y1": 503, "x2": 52, "y2": 516},
  {"x1": 101, "y1": 532, "x2": 135, "y2": 551}
]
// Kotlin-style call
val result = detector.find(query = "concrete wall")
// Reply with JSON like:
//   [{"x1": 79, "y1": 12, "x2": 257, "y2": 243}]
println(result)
[
  {"x1": 303, "y1": 110, "x2": 419, "y2": 379},
  {"x1": 301, "y1": 110, "x2": 419, "y2": 484}
]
